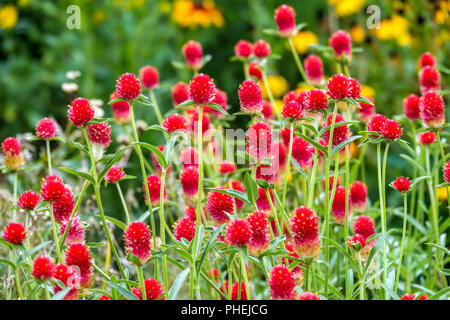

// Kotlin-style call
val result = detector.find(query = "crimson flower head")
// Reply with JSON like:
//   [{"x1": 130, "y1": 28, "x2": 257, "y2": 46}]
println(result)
[
  {"x1": 269, "y1": 265, "x2": 296, "y2": 300},
  {"x1": 207, "y1": 190, "x2": 235, "y2": 224},
  {"x1": 36, "y1": 118, "x2": 58, "y2": 139},
  {"x1": 144, "y1": 174, "x2": 166, "y2": 205},
  {"x1": 231, "y1": 282, "x2": 250, "y2": 300},
  {"x1": 331, "y1": 186, "x2": 350, "y2": 225},
  {"x1": 68, "y1": 98, "x2": 94, "y2": 127},
  {"x1": 400, "y1": 294, "x2": 427, "y2": 300},
  {"x1": 329, "y1": 30, "x2": 352, "y2": 60},
  {"x1": 105, "y1": 166, "x2": 125, "y2": 184},
  {"x1": 323, "y1": 113, "x2": 349, "y2": 147},
  {"x1": 65, "y1": 243, "x2": 92, "y2": 286},
  {"x1": 60, "y1": 214, "x2": 85, "y2": 245},
  {"x1": 381, "y1": 119, "x2": 403, "y2": 140},
  {"x1": 207, "y1": 88, "x2": 228, "y2": 118},
  {"x1": 443, "y1": 161, "x2": 450, "y2": 183},
  {"x1": 350, "y1": 181, "x2": 367, "y2": 212},
  {"x1": 347, "y1": 233, "x2": 367, "y2": 249},
  {"x1": 420, "y1": 91, "x2": 445, "y2": 128},
  {"x1": 41, "y1": 175, "x2": 66, "y2": 202},
  {"x1": 3, "y1": 222, "x2": 26, "y2": 245},
  {"x1": 173, "y1": 217, "x2": 196, "y2": 242},
  {"x1": 230, "y1": 180, "x2": 245, "y2": 210},
  {"x1": 226, "y1": 218, "x2": 251, "y2": 246},
  {"x1": 298, "y1": 292, "x2": 320, "y2": 300},
  {"x1": 391, "y1": 176, "x2": 411, "y2": 193},
  {"x1": 367, "y1": 114, "x2": 387, "y2": 135},
  {"x1": 219, "y1": 161, "x2": 236, "y2": 174},
  {"x1": 124, "y1": 221, "x2": 152, "y2": 264},
  {"x1": 248, "y1": 61, "x2": 263, "y2": 80},
  {"x1": 99, "y1": 295, "x2": 111, "y2": 300},
  {"x1": 304, "y1": 55, "x2": 324, "y2": 85},
  {"x1": 247, "y1": 210, "x2": 270, "y2": 256},
  {"x1": 234, "y1": 40, "x2": 253, "y2": 59},
  {"x1": 246, "y1": 121, "x2": 272, "y2": 162},
  {"x1": 52, "y1": 187, "x2": 74, "y2": 223},
  {"x1": 17, "y1": 190, "x2": 40, "y2": 211},
  {"x1": 171, "y1": 82, "x2": 189, "y2": 106},
  {"x1": 255, "y1": 160, "x2": 279, "y2": 184},
  {"x1": 256, "y1": 188, "x2": 274, "y2": 213},
  {"x1": 53, "y1": 264, "x2": 79, "y2": 300},
  {"x1": 290, "y1": 206, "x2": 320, "y2": 258},
  {"x1": 180, "y1": 166, "x2": 199, "y2": 196},
  {"x1": 189, "y1": 73, "x2": 215, "y2": 105},
  {"x1": 261, "y1": 100, "x2": 274, "y2": 119},
  {"x1": 238, "y1": 80, "x2": 263, "y2": 114},
  {"x1": 419, "y1": 52, "x2": 436, "y2": 68},
  {"x1": 116, "y1": 73, "x2": 142, "y2": 101},
  {"x1": 353, "y1": 215, "x2": 375, "y2": 239},
  {"x1": 2, "y1": 137, "x2": 25, "y2": 170},
  {"x1": 327, "y1": 74, "x2": 350, "y2": 100},
  {"x1": 162, "y1": 113, "x2": 188, "y2": 133},
  {"x1": 301, "y1": 89, "x2": 328, "y2": 112},
  {"x1": 358, "y1": 97, "x2": 375, "y2": 122},
  {"x1": 182, "y1": 40, "x2": 203, "y2": 70},
  {"x1": 274, "y1": 5, "x2": 296, "y2": 37},
  {"x1": 281, "y1": 100, "x2": 303, "y2": 120},
  {"x1": 273, "y1": 141, "x2": 287, "y2": 167},
  {"x1": 403, "y1": 94, "x2": 421, "y2": 120},
  {"x1": 347, "y1": 77, "x2": 361, "y2": 99},
  {"x1": 139, "y1": 65, "x2": 159, "y2": 90},
  {"x1": 292, "y1": 137, "x2": 313, "y2": 169},
  {"x1": 133, "y1": 278, "x2": 164, "y2": 300},
  {"x1": 253, "y1": 39, "x2": 271, "y2": 58},
  {"x1": 32, "y1": 255, "x2": 55, "y2": 280},
  {"x1": 110, "y1": 91, "x2": 130, "y2": 124},
  {"x1": 88, "y1": 122, "x2": 112, "y2": 147},
  {"x1": 280, "y1": 127, "x2": 291, "y2": 146},
  {"x1": 419, "y1": 66, "x2": 440, "y2": 93},
  {"x1": 180, "y1": 146, "x2": 199, "y2": 168},
  {"x1": 418, "y1": 131, "x2": 436, "y2": 146}
]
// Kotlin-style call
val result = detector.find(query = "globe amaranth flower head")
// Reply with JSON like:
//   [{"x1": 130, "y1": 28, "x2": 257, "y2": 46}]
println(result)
[
  {"x1": 207, "y1": 189, "x2": 235, "y2": 225},
  {"x1": 419, "y1": 66, "x2": 440, "y2": 93},
  {"x1": 329, "y1": 30, "x2": 352, "y2": 60},
  {"x1": 180, "y1": 146, "x2": 199, "y2": 168},
  {"x1": 281, "y1": 100, "x2": 303, "y2": 119},
  {"x1": 381, "y1": 119, "x2": 403, "y2": 140},
  {"x1": 247, "y1": 210, "x2": 270, "y2": 256},
  {"x1": 60, "y1": 214, "x2": 85, "y2": 246},
  {"x1": 65, "y1": 242, "x2": 92, "y2": 287},
  {"x1": 274, "y1": 4, "x2": 296, "y2": 37},
  {"x1": 132, "y1": 278, "x2": 164, "y2": 300},
  {"x1": 403, "y1": 94, "x2": 421, "y2": 120},
  {"x1": 418, "y1": 131, "x2": 436, "y2": 146},
  {"x1": 17, "y1": 190, "x2": 40, "y2": 211},
  {"x1": 353, "y1": 215, "x2": 375, "y2": 239},
  {"x1": 326, "y1": 74, "x2": 361, "y2": 100},
  {"x1": 234, "y1": 40, "x2": 253, "y2": 59},
  {"x1": 52, "y1": 186, "x2": 75, "y2": 223},
  {"x1": 269, "y1": 265, "x2": 296, "y2": 300},
  {"x1": 367, "y1": 113, "x2": 387, "y2": 135},
  {"x1": 256, "y1": 188, "x2": 275, "y2": 213},
  {"x1": 419, "y1": 52, "x2": 436, "y2": 68},
  {"x1": 226, "y1": 218, "x2": 252, "y2": 246},
  {"x1": 420, "y1": 91, "x2": 445, "y2": 128},
  {"x1": 230, "y1": 281, "x2": 250, "y2": 300},
  {"x1": 304, "y1": 55, "x2": 324, "y2": 85},
  {"x1": 254, "y1": 159, "x2": 278, "y2": 184},
  {"x1": 298, "y1": 292, "x2": 321, "y2": 300},
  {"x1": 292, "y1": 136, "x2": 314, "y2": 169},
  {"x1": 110, "y1": 91, "x2": 131, "y2": 124},
  {"x1": 323, "y1": 113, "x2": 349, "y2": 147},
  {"x1": 88, "y1": 122, "x2": 112, "y2": 148},
  {"x1": 143, "y1": 174, "x2": 166, "y2": 205},
  {"x1": 32, "y1": 255, "x2": 55, "y2": 281},
  {"x1": 41, "y1": 175, "x2": 66, "y2": 202},
  {"x1": 300, "y1": 89, "x2": 328, "y2": 112},
  {"x1": 331, "y1": 186, "x2": 351, "y2": 225},
  {"x1": 162, "y1": 113, "x2": 188, "y2": 133},
  {"x1": 219, "y1": 161, "x2": 236, "y2": 174},
  {"x1": 2, "y1": 137, "x2": 25, "y2": 170},
  {"x1": 443, "y1": 161, "x2": 450, "y2": 183},
  {"x1": 139, "y1": 65, "x2": 159, "y2": 90},
  {"x1": 204, "y1": 88, "x2": 228, "y2": 118},
  {"x1": 124, "y1": 221, "x2": 152, "y2": 264},
  {"x1": 188, "y1": 73, "x2": 215, "y2": 105},
  {"x1": 391, "y1": 176, "x2": 411, "y2": 193},
  {"x1": 246, "y1": 121, "x2": 272, "y2": 162},
  {"x1": 238, "y1": 79, "x2": 264, "y2": 114},
  {"x1": 253, "y1": 39, "x2": 271, "y2": 58},
  {"x1": 173, "y1": 217, "x2": 196, "y2": 242},
  {"x1": 358, "y1": 97, "x2": 375, "y2": 122},
  {"x1": 171, "y1": 81, "x2": 190, "y2": 106},
  {"x1": 104, "y1": 166, "x2": 125, "y2": 183},
  {"x1": 36, "y1": 117, "x2": 58, "y2": 139},
  {"x1": 53, "y1": 264, "x2": 80, "y2": 300},
  {"x1": 180, "y1": 166, "x2": 199, "y2": 201},
  {"x1": 68, "y1": 97, "x2": 95, "y2": 127},
  {"x1": 3, "y1": 222, "x2": 27, "y2": 245},
  {"x1": 248, "y1": 61, "x2": 263, "y2": 80},
  {"x1": 260, "y1": 100, "x2": 274, "y2": 120},
  {"x1": 115, "y1": 73, "x2": 142, "y2": 101},
  {"x1": 400, "y1": 294, "x2": 428, "y2": 300},
  {"x1": 182, "y1": 40, "x2": 203, "y2": 71},
  {"x1": 350, "y1": 180, "x2": 367, "y2": 212},
  {"x1": 290, "y1": 206, "x2": 320, "y2": 259},
  {"x1": 230, "y1": 180, "x2": 245, "y2": 210}
]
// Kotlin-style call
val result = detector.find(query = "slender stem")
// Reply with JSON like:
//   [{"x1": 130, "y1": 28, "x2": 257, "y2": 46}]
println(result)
[
  {"x1": 358, "y1": 252, "x2": 365, "y2": 300},
  {"x1": 46, "y1": 140, "x2": 53, "y2": 175},
  {"x1": 136, "y1": 265, "x2": 147, "y2": 300},
  {"x1": 239, "y1": 251, "x2": 251, "y2": 300},
  {"x1": 304, "y1": 261, "x2": 311, "y2": 292},
  {"x1": 307, "y1": 113, "x2": 319, "y2": 208},
  {"x1": 394, "y1": 194, "x2": 408, "y2": 293},
  {"x1": 159, "y1": 169, "x2": 169, "y2": 299},
  {"x1": 49, "y1": 203, "x2": 62, "y2": 263},
  {"x1": 281, "y1": 122, "x2": 294, "y2": 228},
  {"x1": 243, "y1": 60, "x2": 250, "y2": 80},
  {"x1": 116, "y1": 183, "x2": 131, "y2": 224},
  {"x1": 262, "y1": 71, "x2": 280, "y2": 120},
  {"x1": 344, "y1": 102, "x2": 351, "y2": 299},
  {"x1": 149, "y1": 89, "x2": 164, "y2": 125},
  {"x1": 265, "y1": 188, "x2": 281, "y2": 237},
  {"x1": 12, "y1": 249, "x2": 24, "y2": 299},
  {"x1": 287, "y1": 37, "x2": 310, "y2": 85},
  {"x1": 13, "y1": 171, "x2": 18, "y2": 203}
]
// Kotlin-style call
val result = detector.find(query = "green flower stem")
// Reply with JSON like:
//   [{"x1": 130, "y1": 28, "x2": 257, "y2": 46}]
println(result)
[
  {"x1": 304, "y1": 260, "x2": 311, "y2": 292},
  {"x1": 344, "y1": 102, "x2": 351, "y2": 298},
  {"x1": 243, "y1": 60, "x2": 250, "y2": 80},
  {"x1": 239, "y1": 251, "x2": 251, "y2": 300},
  {"x1": 116, "y1": 183, "x2": 131, "y2": 225},
  {"x1": 265, "y1": 188, "x2": 282, "y2": 238},
  {"x1": 394, "y1": 194, "x2": 408, "y2": 293},
  {"x1": 136, "y1": 265, "x2": 147, "y2": 300},
  {"x1": 307, "y1": 113, "x2": 319, "y2": 208},
  {"x1": 46, "y1": 139, "x2": 53, "y2": 175},
  {"x1": 159, "y1": 169, "x2": 169, "y2": 299},
  {"x1": 281, "y1": 121, "x2": 294, "y2": 229},
  {"x1": 49, "y1": 203, "x2": 62, "y2": 263},
  {"x1": 358, "y1": 252, "x2": 365, "y2": 300},
  {"x1": 287, "y1": 37, "x2": 310, "y2": 85},
  {"x1": 149, "y1": 89, "x2": 164, "y2": 126},
  {"x1": 12, "y1": 249, "x2": 24, "y2": 299},
  {"x1": 13, "y1": 171, "x2": 18, "y2": 203},
  {"x1": 262, "y1": 71, "x2": 280, "y2": 120}
]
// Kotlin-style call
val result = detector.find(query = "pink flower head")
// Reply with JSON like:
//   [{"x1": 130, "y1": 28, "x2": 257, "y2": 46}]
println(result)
[
  {"x1": 226, "y1": 218, "x2": 251, "y2": 246},
  {"x1": 32, "y1": 255, "x2": 55, "y2": 280},
  {"x1": 323, "y1": 113, "x2": 349, "y2": 147},
  {"x1": 207, "y1": 190, "x2": 235, "y2": 224},
  {"x1": 36, "y1": 118, "x2": 58, "y2": 139},
  {"x1": 327, "y1": 74, "x2": 350, "y2": 100},
  {"x1": 419, "y1": 52, "x2": 436, "y2": 68},
  {"x1": 173, "y1": 217, "x2": 196, "y2": 242},
  {"x1": 246, "y1": 121, "x2": 272, "y2": 162},
  {"x1": 65, "y1": 243, "x2": 92, "y2": 287},
  {"x1": 17, "y1": 190, "x2": 40, "y2": 211},
  {"x1": 248, "y1": 61, "x2": 263, "y2": 80},
  {"x1": 171, "y1": 82, "x2": 189, "y2": 106},
  {"x1": 68, "y1": 98, "x2": 94, "y2": 127},
  {"x1": 329, "y1": 30, "x2": 352, "y2": 60},
  {"x1": 331, "y1": 186, "x2": 351, "y2": 225},
  {"x1": 219, "y1": 161, "x2": 236, "y2": 174},
  {"x1": 3, "y1": 222, "x2": 27, "y2": 245},
  {"x1": 256, "y1": 188, "x2": 274, "y2": 213},
  {"x1": 269, "y1": 265, "x2": 296, "y2": 300},
  {"x1": 367, "y1": 114, "x2": 387, "y2": 135},
  {"x1": 88, "y1": 122, "x2": 112, "y2": 147},
  {"x1": 301, "y1": 89, "x2": 328, "y2": 112},
  {"x1": 298, "y1": 292, "x2": 320, "y2": 300},
  {"x1": 290, "y1": 206, "x2": 320, "y2": 259},
  {"x1": 139, "y1": 65, "x2": 159, "y2": 90},
  {"x1": 419, "y1": 66, "x2": 440, "y2": 93},
  {"x1": 403, "y1": 94, "x2": 421, "y2": 120},
  {"x1": 353, "y1": 215, "x2": 375, "y2": 239},
  {"x1": 230, "y1": 180, "x2": 245, "y2": 210},
  {"x1": 358, "y1": 97, "x2": 375, "y2": 122},
  {"x1": 180, "y1": 146, "x2": 199, "y2": 168},
  {"x1": 281, "y1": 100, "x2": 303, "y2": 120},
  {"x1": 381, "y1": 119, "x2": 402, "y2": 140},
  {"x1": 189, "y1": 73, "x2": 215, "y2": 105},
  {"x1": 124, "y1": 221, "x2": 151, "y2": 264},
  {"x1": 105, "y1": 166, "x2": 125, "y2": 183},
  {"x1": 52, "y1": 187, "x2": 74, "y2": 223},
  {"x1": 350, "y1": 181, "x2": 367, "y2": 212},
  {"x1": 292, "y1": 137, "x2": 313, "y2": 169},
  {"x1": 110, "y1": 91, "x2": 131, "y2": 124},
  {"x1": 132, "y1": 278, "x2": 164, "y2": 300},
  {"x1": 247, "y1": 210, "x2": 270, "y2": 256},
  {"x1": 443, "y1": 161, "x2": 450, "y2": 183},
  {"x1": 144, "y1": 174, "x2": 166, "y2": 205},
  {"x1": 60, "y1": 215, "x2": 85, "y2": 245},
  {"x1": 182, "y1": 40, "x2": 203, "y2": 70},
  {"x1": 418, "y1": 131, "x2": 436, "y2": 146},
  {"x1": 41, "y1": 175, "x2": 66, "y2": 202},
  {"x1": 391, "y1": 176, "x2": 411, "y2": 193},
  {"x1": 234, "y1": 40, "x2": 253, "y2": 59},
  {"x1": 420, "y1": 91, "x2": 445, "y2": 128},
  {"x1": 304, "y1": 55, "x2": 324, "y2": 85},
  {"x1": 162, "y1": 113, "x2": 188, "y2": 133},
  {"x1": 116, "y1": 73, "x2": 142, "y2": 101},
  {"x1": 238, "y1": 80, "x2": 263, "y2": 114},
  {"x1": 274, "y1": 5, "x2": 296, "y2": 37},
  {"x1": 253, "y1": 39, "x2": 271, "y2": 58},
  {"x1": 180, "y1": 166, "x2": 199, "y2": 196}
]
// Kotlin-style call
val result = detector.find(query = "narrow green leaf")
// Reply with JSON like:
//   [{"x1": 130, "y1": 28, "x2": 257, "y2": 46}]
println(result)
[
  {"x1": 132, "y1": 142, "x2": 168, "y2": 169},
  {"x1": 102, "y1": 215, "x2": 126, "y2": 230},
  {"x1": 107, "y1": 281, "x2": 139, "y2": 300},
  {"x1": 294, "y1": 132, "x2": 328, "y2": 158},
  {"x1": 206, "y1": 102, "x2": 229, "y2": 116},
  {"x1": 330, "y1": 135, "x2": 362, "y2": 157},
  {"x1": 51, "y1": 287, "x2": 71, "y2": 300},
  {"x1": 169, "y1": 267, "x2": 190, "y2": 300},
  {"x1": 98, "y1": 146, "x2": 130, "y2": 181},
  {"x1": 205, "y1": 188, "x2": 251, "y2": 205},
  {"x1": 58, "y1": 167, "x2": 95, "y2": 184}
]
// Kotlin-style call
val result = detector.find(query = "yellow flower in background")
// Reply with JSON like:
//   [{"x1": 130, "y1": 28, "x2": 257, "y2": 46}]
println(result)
[
  {"x1": 435, "y1": 1, "x2": 449, "y2": 25},
  {"x1": 295, "y1": 84, "x2": 314, "y2": 93},
  {"x1": 437, "y1": 187, "x2": 448, "y2": 201},
  {"x1": 351, "y1": 25, "x2": 365, "y2": 43},
  {"x1": 260, "y1": 76, "x2": 289, "y2": 99},
  {"x1": 290, "y1": 31, "x2": 318, "y2": 55},
  {"x1": 114, "y1": 0, "x2": 146, "y2": 10},
  {"x1": 93, "y1": 9, "x2": 107, "y2": 25},
  {"x1": 274, "y1": 99, "x2": 284, "y2": 115},
  {"x1": 328, "y1": 0, "x2": 365, "y2": 17},
  {"x1": 172, "y1": 0, "x2": 224, "y2": 28},
  {"x1": 0, "y1": 5, "x2": 18, "y2": 29},
  {"x1": 361, "y1": 85, "x2": 375, "y2": 99},
  {"x1": 374, "y1": 15, "x2": 412, "y2": 46}
]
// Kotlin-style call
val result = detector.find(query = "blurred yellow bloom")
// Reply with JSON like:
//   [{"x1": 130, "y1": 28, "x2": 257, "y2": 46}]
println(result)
[
  {"x1": 361, "y1": 85, "x2": 375, "y2": 99},
  {"x1": 0, "y1": 5, "x2": 18, "y2": 30},
  {"x1": 329, "y1": 0, "x2": 365, "y2": 17},
  {"x1": 374, "y1": 15, "x2": 411, "y2": 46},
  {"x1": 274, "y1": 99, "x2": 284, "y2": 115},
  {"x1": 436, "y1": 1, "x2": 449, "y2": 25},
  {"x1": 18, "y1": 0, "x2": 29, "y2": 7},
  {"x1": 351, "y1": 25, "x2": 365, "y2": 43},
  {"x1": 290, "y1": 31, "x2": 318, "y2": 55},
  {"x1": 172, "y1": 0, "x2": 224, "y2": 28},
  {"x1": 437, "y1": 187, "x2": 448, "y2": 201},
  {"x1": 114, "y1": 0, "x2": 146, "y2": 9},
  {"x1": 295, "y1": 84, "x2": 314, "y2": 93},
  {"x1": 260, "y1": 76, "x2": 289, "y2": 99},
  {"x1": 93, "y1": 9, "x2": 107, "y2": 25}
]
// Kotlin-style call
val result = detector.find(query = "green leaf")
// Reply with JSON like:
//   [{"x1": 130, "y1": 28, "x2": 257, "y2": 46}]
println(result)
[
  {"x1": 172, "y1": 247, "x2": 194, "y2": 264},
  {"x1": 244, "y1": 172, "x2": 257, "y2": 208},
  {"x1": 0, "y1": 238, "x2": 13, "y2": 250},
  {"x1": 322, "y1": 236, "x2": 360, "y2": 274},
  {"x1": 355, "y1": 97, "x2": 374, "y2": 105},
  {"x1": 21, "y1": 241, "x2": 52, "y2": 262},
  {"x1": 51, "y1": 287, "x2": 71, "y2": 300},
  {"x1": 410, "y1": 176, "x2": 431, "y2": 190},
  {"x1": 424, "y1": 243, "x2": 450, "y2": 256},
  {"x1": 70, "y1": 142, "x2": 89, "y2": 155},
  {"x1": 87, "y1": 242, "x2": 105, "y2": 249},
  {"x1": 319, "y1": 120, "x2": 359, "y2": 137},
  {"x1": 168, "y1": 267, "x2": 190, "y2": 300},
  {"x1": 132, "y1": 142, "x2": 168, "y2": 169},
  {"x1": 291, "y1": 158, "x2": 307, "y2": 177},
  {"x1": 294, "y1": 132, "x2": 329, "y2": 158},
  {"x1": 175, "y1": 100, "x2": 196, "y2": 109},
  {"x1": 262, "y1": 28, "x2": 279, "y2": 35},
  {"x1": 108, "y1": 97, "x2": 128, "y2": 105},
  {"x1": 0, "y1": 258, "x2": 16, "y2": 270},
  {"x1": 58, "y1": 167, "x2": 95, "y2": 184},
  {"x1": 196, "y1": 225, "x2": 225, "y2": 280},
  {"x1": 395, "y1": 139, "x2": 414, "y2": 156},
  {"x1": 205, "y1": 102, "x2": 229, "y2": 116},
  {"x1": 363, "y1": 231, "x2": 393, "y2": 274},
  {"x1": 428, "y1": 287, "x2": 450, "y2": 300},
  {"x1": 145, "y1": 124, "x2": 166, "y2": 133},
  {"x1": 205, "y1": 188, "x2": 251, "y2": 205},
  {"x1": 330, "y1": 135, "x2": 362, "y2": 157},
  {"x1": 102, "y1": 215, "x2": 127, "y2": 230},
  {"x1": 399, "y1": 154, "x2": 427, "y2": 175},
  {"x1": 107, "y1": 281, "x2": 139, "y2": 300},
  {"x1": 98, "y1": 146, "x2": 130, "y2": 181}
]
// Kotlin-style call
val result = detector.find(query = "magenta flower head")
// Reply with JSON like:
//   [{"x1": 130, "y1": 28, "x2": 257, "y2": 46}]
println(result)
[
  {"x1": 281, "y1": 100, "x2": 303, "y2": 120},
  {"x1": 358, "y1": 97, "x2": 375, "y2": 122},
  {"x1": 144, "y1": 174, "x2": 166, "y2": 205},
  {"x1": 327, "y1": 74, "x2": 350, "y2": 100},
  {"x1": 350, "y1": 181, "x2": 367, "y2": 212},
  {"x1": 124, "y1": 221, "x2": 152, "y2": 265},
  {"x1": 300, "y1": 89, "x2": 328, "y2": 112},
  {"x1": 41, "y1": 175, "x2": 66, "y2": 202},
  {"x1": 329, "y1": 30, "x2": 352, "y2": 60},
  {"x1": 269, "y1": 265, "x2": 296, "y2": 300},
  {"x1": 274, "y1": 4, "x2": 296, "y2": 37},
  {"x1": 238, "y1": 80, "x2": 263, "y2": 114},
  {"x1": 323, "y1": 113, "x2": 349, "y2": 147},
  {"x1": 36, "y1": 118, "x2": 58, "y2": 139},
  {"x1": 110, "y1": 91, "x2": 131, "y2": 124},
  {"x1": 3, "y1": 222, "x2": 27, "y2": 245},
  {"x1": 139, "y1": 65, "x2": 159, "y2": 90},
  {"x1": 403, "y1": 94, "x2": 421, "y2": 120},
  {"x1": 418, "y1": 131, "x2": 436, "y2": 146},
  {"x1": 420, "y1": 91, "x2": 445, "y2": 128},
  {"x1": 60, "y1": 214, "x2": 85, "y2": 246},
  {"x1": 173, "y1": 217, "x2": 196, "y2": 242},
  {"x1": 189, "y1": 73, "x2": 216, "y2": 105},
  {"x1": 253, "y1": 39, "x2": 271, "y2": 58},
  {"x1": 17, "y1": 190, "x2": 40, "y2": 211},
  {"x1": 290, "y1": 206, "x2": 320, "y2": 259},
  {"x1": 88, "y1": 122, "x2": 112, "y2": 148},
  {"x1": 304, "y1": 55, "x2": 324, "y2": 85},
  {"x1": 246, "y1": 121, "x2": 272, "y2": 162},
  {"x1": 292, "y1": 137, "x2": 313, "y2": 169},
  {"x1": 182, "y1": 40, "x2": 203, "y2": 70},
  {"x1": 381, "y1": 119, "x2": 403, "y2": 140},
  {"x1": 247, "y1": 210, "x2": 270, "y2": 256},
  {"x1": 171, "y1": 82, "x2": 189, "y2": 106},
  {"x1": 419, "y1": 52, "x2": 436, "y2": 68},
  {"x1": 162, "y1": 113, "x2": 188, "y2": 133},
  {"x1": 419, "y1": 66, "x2": 440, "y2": 93},
  {"x1": 226, "y1": 218, "x2": 252, "y2": 246},
  {"x1": 367, "y1": 114, "x2": 387, "y2": 135},
  {"x1": 2, "y1": 137, "x2": 25, "y2": 170},
  {"x1": 68, "y1": 97, "x2": 94, "y2": 127},
  {"x1": 331, "y1": 186, "x2": 351, "y2": 225},
  {"x1": 391, "y1": 176, "x2": 411, "y2": 193},
  {"x1": 105, "y1": 166, "x2": 125, "y2": 184},
  {"x1": 32, "y1": 255, "x2": 55, "y2": 281},
  {"x1": 206, "y1": 190, "x2": 235, "y2": 225},
  {"x1": 116, "y1": 73, "x2": 142, "y2": 101},
  {"x1": 443, "y1": 161, "x2": 450, "y2": 184},
  {"x1": 234, "y1": 40, "x2": 253, "y2": 59}
]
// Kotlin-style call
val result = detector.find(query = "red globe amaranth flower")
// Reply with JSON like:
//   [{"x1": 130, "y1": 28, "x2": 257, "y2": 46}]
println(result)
[
  {"x1": 420, "y1": 91, "x2": 445, "y2": 128},
  {"x1": 110, "y1": 91, "x2": 131, "y2": 124},
  {"x1": 52, "y1": 187, "x2": 75, "y2": 223},
  {"x1": 443, "y1": 161, "x2": 450, "y2": 183},
  {"x1": 3, "y1": 222, "x2": 26, "y2": 245},
  {"x1": 290, "y1": 206, "x2": 320, "y2": 259},
  {"x1": 65, "y1": 243, "x2": 92, "y2": 287},
  {"x1": 331, "y1": 186, "x2": 350, "y2": 225},
  {"x1": 419, "y1": 66, "x2": 440, "y2": 93},
  {"x1": 256, "y1": 188, "x2": 274, "y2": 213},
  {"x1": 188, "y1": 107, "x2": 210, "y2": 136},
  {"x1": 269, "y1": 265, "x2": 296, "y2": 300},
  {"x1": 247, "y1": 121, "x2": 272, "y2": 162},
  {"x1": 329, "y1": 30, "x2": 352, "y2": 60},
  {"x1": 255, "y1": 160, "x2": 279, "y2": 184},
  {"x1": 53, "y1": 264, "x2": 79, "y2": 300},
  {"x1": 226, "y1": 218, "x2": 251, "y2": 246},
  {"x1": 99, "y1": 295, "x2": 111, "y2": 300},
  {"x1": 180, "y1": 146, "x2": 199, "y2": 168},
  {"x1": 2, "y1": 137, "x2": 24, "y2": 170},
  {"x1": 207, "y1": 190, "x2": 235, "y2": 224},
  {"x1": 185, "y1": 206, "x2": 197, "y2": 221},
  {"x1": 17, "y1": 190, "x2": 40, "y2": 211},
  {"x1": 189, "y1": 73, "x2": 215, "y2": 105},
  {"x1": 234, "y1": 40, "x2": 253, "y2": 59},
  {"x1": 247, "y1": 210, "x2": 270, "y2": 256},
  {"x1": 356, "y1": 97, "x2": 375, "y2": 122},
  {"x1": 248, "y1": 61, "x2": 263, "y2": 80},
  {"x1": 274, "y1": 5, "x2": 296, "y2": 37},
  {"x1": 350, "y1": 181, "x2": 367, "y2": 212},
  {"x1": 180, "y1": 166, "x2": 199, "y2": 196},
  {"x1": 219, "y1": 161, "x2": 236, "y2": 174},
  {"x1": 133, "y1": 278, "x2": 164, "y2": 300},
  {"x1": 60, "y1": 215, "x2": 85, "y2": 245},
  {"x1": 367, "y1": 114, "x2": 387, "y2": 134},
  {"x1": 292, "y1": 137, "x2": 313, "y2": 169},
  {"x1": 230, "y1": 282, "x2": 250, "y2": 300},
  {"x1": 381, "y1": 119, "x2": 403, "y2": 140},
  {"x1": 281, "y1": 100, "x2": 303, "y2": 120},
  {"x1": 419, "y1": 295, "x2": 428, "y2": 300},
  {"x1": 323, "y1": 113, "x2": 349, "y2": 147},
  {"x1": 68, "y1": 98, "x2": 95, "y2": 127},
  {"x1": 304, "y1": 55, "x2": 323, "y2": 85},
  {"x1": 88, "y1": 122, "x2": 112, "y2": 147},
  {"x1": 105, "y1": 166, "x2": 125, "y2": 183},
  {"x1": 392, "y1": 176, "x2": 411, "y2": 193},
  {"x1": 261, "y1": 100, "x2": 274, "y2": 119},
  {"x1": 230, "y1": 180, "x2": 245, "y2": 210},
  {"x1": 282, "y1": 242, "x2": 303, "y2": 285},
  {"x1": 139, "y1": 65, "x2": 159, "y2": 90},
  {"x1": 36, "y1": 118, "x2": 58, "y2": 139},
  {"x1": 182, "y1": 40, "x2": 203, "y2": 70},
  {"x1": 400, "y1": 294, "x2": 427, "y2": 300},
  {"x1": 143, "y1": 174, "x2": 166, "y2": 205},
  {"x1": 41, "y1": 175, "x2": 66, "y2": 202},
  {"x1": 419, "y1": 52, "x2": 436, "y2": 68},
  {"x1": 116, "y1": 73, "x2": 142, "y2": 101},
  {"x1": 124, "y1": 221, "x2": 151, "y2": 264},
  {"x1": 347, "y1": 77, "x2": 361, "y2": 99},
  {"x1": 162, "y1": 113, "x2": 188, "y2": 133},
  {"x1": 280, "y1": 127, "x2": 291, "y2": 146},
  {"x1": 253, "y1": 39, "x2": 271, "y2": 58},
  {"x1": 298, "y1": 292, "x2": 320, "y2": 300},
  {"x1": 273, "y1": 141, "x2": 287, "y2": 167},
  {"x1": 171, "y1": 82, "x2": 189, "y2": 106},
  {"x1": 301, "y1": 89, "x2": 328, "y2": 112},
  {"x1": 207, "y1": 88, "x2": 228, "y2": 118},
  {"x1": 353, "y1": 215, "x2": 375, "y2": 239},
  {"x1": 347, "y1": 233, "x2": 367, "y2": 249},
  {"x1": 327, "y1": 74, "x2": 350, "y2": 100},
  {"x1": 238, "y1": 80, "x2": 263, "y2": 114},
  {"x1": 32, "y1": 256, "x2": 55, "y2": 280},
  {"x1": 173, "y1": 217, "x2": 196, "y2": 242},
  {"x1": 322, "y1": 175, "x2": 341, "y2": 193},
  {"x1": 403, "y1": 94, "x2": 421, "y2": 120},
  {"x1": 418, "y1": 131, "x2": 436, "y2": 146}
]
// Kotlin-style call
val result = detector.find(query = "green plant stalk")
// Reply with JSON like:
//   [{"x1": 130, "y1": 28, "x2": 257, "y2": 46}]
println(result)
[
  {"x1": 358, "y1": 252, "x2": 365, "y2": 300},
  {"x1": 262, "y1": 71, "x2": 280, "y2": 120},
  {"x1": 243, "y1": 60, "x2": 250, "y2": 80},
  {"x1": 344, "y1": 102, "x2": 351, "y2": 299},
  {"x1": 281, "y1": 121, "x2": 294, "y2": 229},
  {"x1": 265, "y1": 188, "x2": 282, "y2": 238},
  {"x1": 149, "y1": 89, "x2": 164, "y2": 126},
  {"x1": 239, "y1": 251, "x2": 251, "y2": 300},
  {"x1": 12, "y1": 249, "x2": 24, "y2": 299},
  {"x1": 394, "y1": 194, "x2": 408, "y2": 293},
  {"x1": 304, "y1": 260, "x2": 311, "y2": 292},
  {"x1": 13, "y1": 171, "x2": 18, "y2": 203},
  {"x1": 159, "y1": 169, "x2": 169, "y2": 299},
  {"x1": 116, "y1": 183, "x2": 131, "y2": 225},
  {"x1": 436, "y1": 131, "x2": 450, "y2": 216},
  {"x1": 46, "y1": 140, "x2": 53, "y2": 175},
  {"x1": 136, "y1": 265, "x2": 147, "y2": 300},
  {"x1": 287, "y1": 37, "x2": 309, "y2": 85},
  {"x1": 49, "y1": 203, "x2": 62, "y2": 263},
  {"x1": 307, "y1": 113, "x2": 319, "y2": 208}
]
